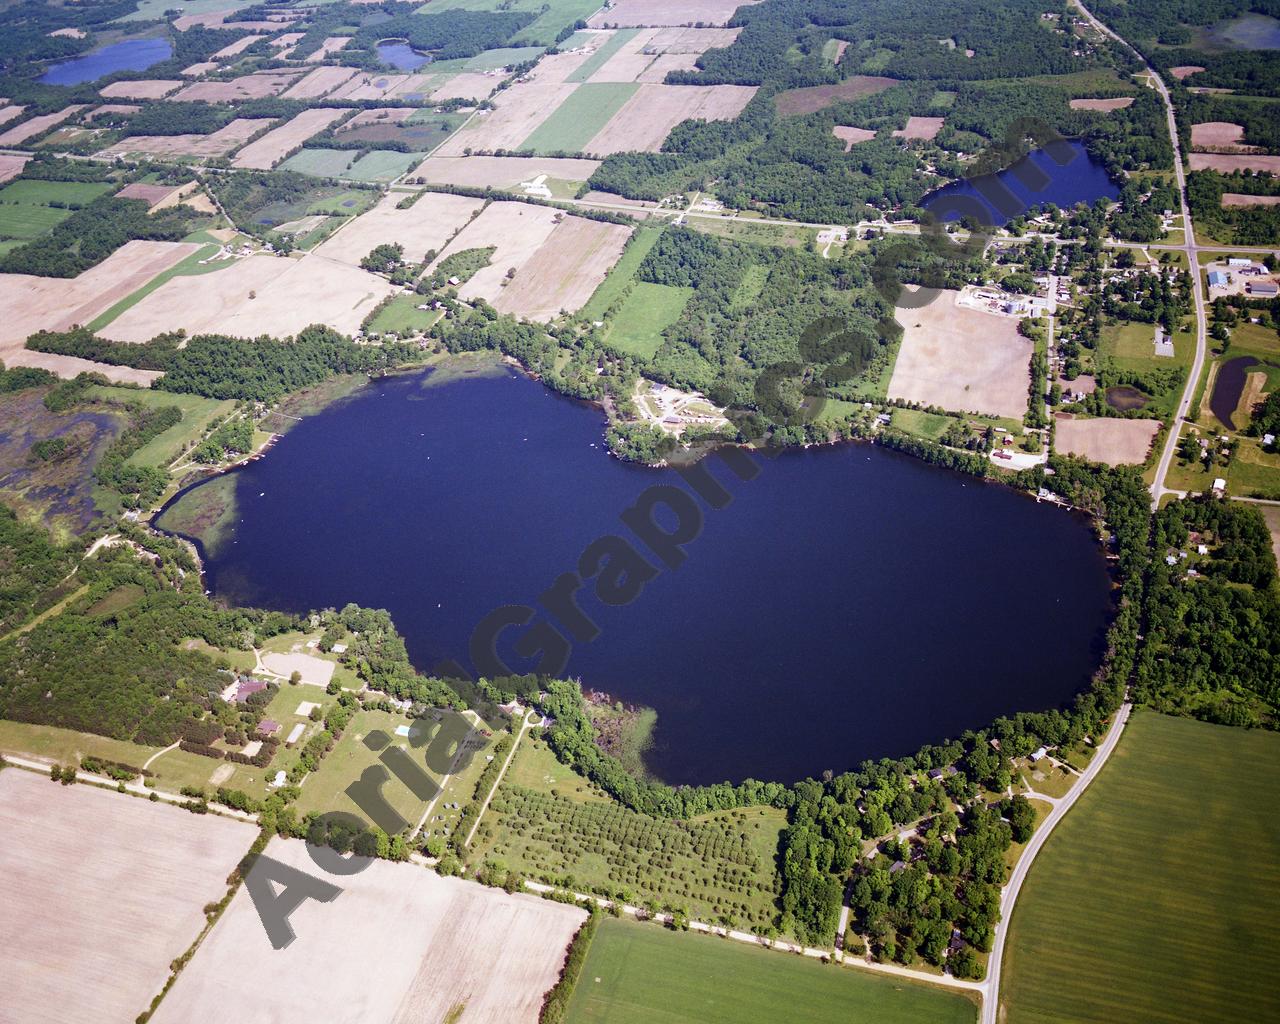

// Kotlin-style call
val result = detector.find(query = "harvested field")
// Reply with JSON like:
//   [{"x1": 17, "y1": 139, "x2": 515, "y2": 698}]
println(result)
[
  {"x1": 412, "y1": 154, "x2": 601, "y2": 187},
  {"x1": 427, "y1": 71, "x2": 501, "y2": 101},
  {"x1": 340, "y1": 107, "x2": 416, "y2": 131},
  {"x1": 0, "y1": 767, "x2": 256, "y2": 1024},
  {"x1": 894, "y1": 115, "x2": 945, "y2": 140},
  {"x1": 833, "y1": 124, "x2": 876, "y2": 150},
  {"x1": 589, "y1": 0, "x2": 759, "y2": 28},
  {"x1": 306, "y1": 36, "x2": 351, "y2": 62},
  {"x1": 326, "y1": 71, "x2": 435, "y2": 102},
  {"x1": 314, "y1": 191, "x2": 484, "y2": 266},
  {"x1": 0, "y1": 239, "x2": 199, "y2": 380},
  {"x1": 180, "y1": 61, "x2": 218, "y2": 76},
  {"x1": 1191, "y1": 121, "x2": 1243, "y2": 146},
  {"x1": 281, "y1": 65, "x2": 357, "y2": 99},
  {"x1": 151, "y1": 837, "x2": 586, "y2": 1024},
  {"x1": 647, "y1": 26, "x2": 741, "y2": 50},
  {"x1": 1054, "y1": 415, "x2": 1159, "y2": 466},
  {"x1": 172, "y1": 9, "x2": 236, "y2": 30},
  {"x1": 494, "y1": 215, "x2": 632, "y2": 321},
  {"x1": 100, "y1": 79, "x2": 182, "y2": 99},
  {"x1": 97, "y1": 118, "x2": 273, "y2": 160},
  {"x1": 1068, "y1": 96, "x2": 1134, "y2": 111},
  {"x1": 436, "y1": 81, "x2": 577, "y2": 156},
  {"x1": 584, "y1": 83, "x2": 757, "y2": 155},
  {"x1": 213, "y1": 33, "x2": 264, "y2": 58},
  {"x1": 232, "y1": 107, "x2": 346, "y2": 169},
  {"x1": 430, "y1": 200, "x2": 559, "y2": 300},
  {"x1": 1188, "y1": 153, "x2": 1280, "y2": 173},
  {"x1": 172, "y1": 69, "x2": 301, "y2": 102},
  {"x1": 1169, "y1": 65, "x2": 1205, "y2": 79},
  {"x1": 101, "y1": 252, "x2": 396, "y2": 342},
  {"x1": 85, "y1": 103, "x2": 141, "y2": 120},
  {"x1": 0, "y1": 104, "x2": 23, "y2": 126},
  {"x1": 887, "y1": 291, "x2": 1031, "y2": 419},
  {"x1": 116, "y1": 182, "x2": 183, "y2": 207},
  {"x1": 1222, "y1": 193, "x2": 1280, "y2": 207},
  {"x1": 271, "y1": 32, "x2": 305, "y2": 48},
  {"x1": 0, "y1": 105, "x2": 87, "y2": 147},
  {"x1": 262, "y1": 650, "x2": 334, "y2": 685},
  {"x1": 0, "y1": 153, "x2": 30, "y2": 183},
  {"x1": 774, "y1": 75, "x2": 897, "y2": 116}
]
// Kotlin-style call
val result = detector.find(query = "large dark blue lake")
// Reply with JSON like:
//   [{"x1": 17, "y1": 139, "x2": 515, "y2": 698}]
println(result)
[
  {"x1": 924, "y1": 140, "x2": 1119, "y2": 227},
  {"x1": 162, "y1": 365, "x2": 1114, "y2": 785},
  {"x1": 377, "y1": 40, "x2": 431, "y2": 70},
  {"x1": 39, "y1": 38, "x2": 172, "y2": 85}
]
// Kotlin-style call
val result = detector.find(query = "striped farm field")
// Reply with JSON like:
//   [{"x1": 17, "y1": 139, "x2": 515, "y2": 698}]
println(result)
[
  {"x1": 1001, "y1": 711, "x2": 1280, "y2": 1024},
  {"x1": 521, "y1": 82, "x2": 639, "y2": 154},
  {"x1": 565, "y1": 917, "x2": 977, "y2": 1024}
]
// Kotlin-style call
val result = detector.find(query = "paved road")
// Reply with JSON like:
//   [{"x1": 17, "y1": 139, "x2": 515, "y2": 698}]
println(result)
[
  {"x1": 1068, "y1": 0, "x2": 1209, "y2": 508},
  {"x1": 980, "y1": 701, "x2": 1132, "y2": 1024}
]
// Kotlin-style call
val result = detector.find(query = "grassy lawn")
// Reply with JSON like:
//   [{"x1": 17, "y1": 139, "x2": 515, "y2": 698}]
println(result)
[
  {"x1": 506, "y1": 734, "x2": 610, "y2": 803},
  {"x1": 892, "y1": 408, "x2": 953, "y2": 440},
  {"x1": 294, "y1": 708, "x2": 484, "y2": 834},
  {"x1": 603, "y1": 282, "x2": 691, "y2": 358},
  {"x1": 685, "y1": 215, "x2": 817, "y2": 248},
  {"x1": 1001, "y1": 711, "x2": 1280, "y2": 1024},
  {"x1": 367, "y1": 295, "x2": 444, "y2": 337},
  {"x1": 86, "y1": 386, "x2": 233, "y2": 469},
  {"x1": 0, "y1": 179, "x2": 113, "y2": 239},
  {"x1": 0, "y1": 719, "x2": 161, "y2": 769},
  {"x1": 464, "y1": 45, "x2": 544, "y2": 71},
  {"x1": 521, "y1": 83, "x2": 640, "y2": 154},
  {"x1": 565, "y1": 917, "x2": 978, "y2": 1024},
  {"x1": 343, "y1": 150, "x2": 424, "y2": 183},
  {"x1": 281, "y1": 148, "x2": 359, "y2": 179},
  {"x1": 580, "y1": 223, "x2": 665, "y2": 321}
]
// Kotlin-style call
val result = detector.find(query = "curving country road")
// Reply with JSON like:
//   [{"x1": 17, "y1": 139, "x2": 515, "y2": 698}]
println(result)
[{"x1": 980, "y1": 701, "x2": 1132, "y2": 1024}]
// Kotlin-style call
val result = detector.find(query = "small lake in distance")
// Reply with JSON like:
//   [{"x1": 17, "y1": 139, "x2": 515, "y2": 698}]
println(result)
[
  {"x1": 159, "y1": 366, "x2": 1114, "y2": 785},
  {"x1": 378, "y1": 40, "x2": 432, "y2": 70},
  {"x1": 39, "y1": 38, "x2": 172, "y2": 86},
  {"x1": 924, "y1": 140, "x2": 1119, "y2": 227},
  {"x1": 1208, "y1": 13, "x2": 1280, "y2": 50}
]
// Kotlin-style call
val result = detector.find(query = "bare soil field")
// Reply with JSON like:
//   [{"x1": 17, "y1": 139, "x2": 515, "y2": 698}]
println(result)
[
  {"x1": 180, "y1": 60, "x2": 218, "y2": 76},
  {"x1": 894, "y1": 115, "x2": 945, "y2": 140},
  {"x1": 436, "y1": 81, "x2": 577, "y2": 156},
  {"x1": 494, "y1": 214, "x2": 632, "y2": 321},
  {"x1": 232, "y1": 107, "x2": 346, "y2": 169},
  {"x1": 341, "y1": 107, "x2": 416, "y2": 131},
  {"x1": 888, "y1": 291, "x2": 1031, "y2": 419},
  {"x1": 0, "y1": 239, "x2": 198, "y2": 381},
  {"x1": 86, "y1": 103, "x2": 141, "y2": 119},
  {"x1": 584, "y1": 83, "x2": 757, "y2": 155},
  {"x1": 1187, "y1": 120, "x2": 1249, "y2": 149},
  {"x1": 412, "y1": 154, "x2": 601, "y2": 187},
  {"x1": 1222, "y1": 193, "x2": 1280, "y2": 208},
  {"x1": 213, "y1": 33, "x2": 265, "y2": 58},
  {"x1": 1068, "y1": 96, "x2": 1134, "y2": 111},
  {"x1": 590, "y1": 27, "x2": 742, "y2": 82},
  {"x1": 430, "y1": 200, "x2": 560, "y2": 302},
  {"x1": 100, "y1": 79, "x2": 183, "y2": 99},
  {"x1": 306, "y1": 36, "x2": 351, "y2": 62},
  {"x1": 314, "y1": 191, "x2": 484, "y2": 265},
  {"x1": 1189, "y1": 153, "x2": 1280, "y2": 173},
  {"x1": 833, "y1": 124, "x2": 876, "y2": 150},
  {"x1": 1054, "y1": 415, "x2": 1160, "y2": 466},
  {"x1": 590, "y1": 0, "x2": 759, "y2": 28},
  {"x1": 774, "y1": 76, "x2": 897, "y2": 116},
  {"x1": 0, "y1": 153, "x2": 30, "y2": 183},
  {"x1": 102, "y1": 252, "x2": 395, "y2": 343},
  {"x1": 1169, "y1": 65, "x2": 1205, "y2": 79},
  {"x1": 173, "y1": 69, "x2": 301, "y2": 102},
  {"x1": 0, "y1": 767, "x2": 255, "y2": 1024},
  {"x1": 282, "y1": 65, "x2": 358, "y2": 99},
  {"x1": 0, "y1": 104, "x2": 23, "y2": 126},
  {"x1": 173, "y1": 10, "x2": 233, "y2": 30},
  {"x1": 98, "y1": 118, "x2": 274, "y2": 160},
  {"x1": 647, "y1": 26, "x2": 742, "y2": 50},
  {"x1": 531, "y1": 43, "x2": 605, "y2": 84},
  {"x1": 262, "y1": 650, "x2": 334, "y2": 686},
  {"x1": 271, "y1": 32, "x2": 305, "y2": 48},
  {"x1": 116, "y1": 181, "x2": 183, "y2": 207},
  {"x1": 0, "y1": 105, "x2": 87, "y2": 147},
  {"x1": 151, "y1": 837, "x2": 585, "y2": 1024},
  {"x1": 428, "y1": 71, "x2": 501, "y2": 101}
]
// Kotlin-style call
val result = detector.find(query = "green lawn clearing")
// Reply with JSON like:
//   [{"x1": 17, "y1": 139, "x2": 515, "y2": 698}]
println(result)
[
  {"x1": 603, "y1": 282, "x2": 690, "y2": 359},
  {"x1": 564, "y1": 917, "x2": 977, "y2": 1024},
  {"x1": 1000, "y1": 711, "x2": 1280, "y2": 1024},
  {"x1": 580, "y1": 223, "x2": 665, "y2": 322}
]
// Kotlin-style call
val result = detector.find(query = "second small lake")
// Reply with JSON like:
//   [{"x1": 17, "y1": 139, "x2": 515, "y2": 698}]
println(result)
[
  {"x1": 40, "y1": 38, "x2": 173, "y2": 86},
  {"x1": 923, "y1": 140, "x2": 1119, "y2": 227}
]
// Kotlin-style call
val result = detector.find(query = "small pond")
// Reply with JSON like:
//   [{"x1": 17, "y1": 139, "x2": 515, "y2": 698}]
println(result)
[{"x1": 377, "y1": 40, "x2": 431, "y2": 71}]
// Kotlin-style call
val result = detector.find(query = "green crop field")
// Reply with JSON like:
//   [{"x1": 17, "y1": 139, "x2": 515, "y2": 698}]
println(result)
[
  {"x1": 1001, "y1": 711, "x2": 1280, "y2": 1024},
  {"x1": 580, "y1": 224, "x2": 665, "y2": 322},
  {"x1": 342, "y1": 150, "x2": 424, "y2": 182},
  {"x1": 367, "y1": 295, "x2": 444, "y2": 337},
  {"x1": 281, "y1": 148, "x2": 359, "y2": 179},
  {"x1": 564, "y1": 918, "x2": 978, "y2": 1024},
  {"x1": 417, "y1": 0, "x2": 602, "y2": 45},
  {"x1": 464, "y1": 46, "x2": 544, "y2": 71},
  {"x1": 520, "y1": 83, "x2": 639, "y2": 154},
  {"x1": 603, "y1": 282, "x2": 691, "y2": 359},
  {"x1": 0, "y1": 180, "x2": 112, "y2": 239}
]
